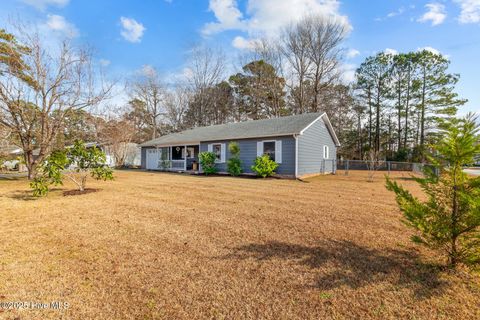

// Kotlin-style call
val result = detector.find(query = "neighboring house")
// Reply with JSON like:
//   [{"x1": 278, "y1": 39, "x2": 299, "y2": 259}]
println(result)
[
  {"x1": 81, "y1": 142, "x2": 141, "y2": 167},
  {"x1": 140, "y1": 112, "x2": 340, "y2": 178}
]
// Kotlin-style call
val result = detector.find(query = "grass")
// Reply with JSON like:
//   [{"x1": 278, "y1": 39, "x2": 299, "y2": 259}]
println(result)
[{"x1": 0, "y1": 170, "x2": 479, "y2": 319}]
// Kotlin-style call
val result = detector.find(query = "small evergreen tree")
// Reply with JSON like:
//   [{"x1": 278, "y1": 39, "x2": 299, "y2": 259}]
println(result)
[
  {"x1": 386, "y1": 114, "x2": 480, "y2": 267},
  {"x1": 199, "y1": 151, "x2": 218, "y2": 175},
  {"x1": 227, "y1": 142, "x2": 243, "y2": 176},
  {"x1": 31, "y1": 140, "x2": 114, "y2": 196},
  {"x1": 251, "y1": 155, "x2": 279, "y2": 178}
]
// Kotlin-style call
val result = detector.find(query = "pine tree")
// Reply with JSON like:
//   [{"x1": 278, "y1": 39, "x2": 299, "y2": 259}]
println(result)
[{"x1": 386, "y1": 114, "x2": 480, "y2": 267}]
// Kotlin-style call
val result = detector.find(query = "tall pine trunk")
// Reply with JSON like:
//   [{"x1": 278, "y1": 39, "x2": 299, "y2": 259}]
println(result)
[
  {"x1": 375, "y1": 80, "x2": 381, "y2": 153},
  {"x1": 403, "y1": 64, "x2": 411, "y2": 148},
  {"x1": 419, "y1": 65, "x2": 427, "y2": 158}
]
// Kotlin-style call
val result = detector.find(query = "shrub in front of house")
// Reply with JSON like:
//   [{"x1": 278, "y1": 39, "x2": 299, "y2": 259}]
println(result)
[
  {"x1": 227, "y1": 142, "x2": 243, "y2": 176},
  {"x1": 251, "y1": 154, "x2": 279, "y2": 178},
  {"x1": 199, "y1": 151, "x2": 218, "y2": 175}
]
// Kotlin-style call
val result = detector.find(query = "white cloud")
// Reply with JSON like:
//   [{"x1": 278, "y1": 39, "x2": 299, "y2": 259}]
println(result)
[
  {"x1": 99, "y1": 59, "x2": 111, "y2": 67},
  {"x1": 417, "y1": 46, "x2": 441, "y2": 55},
  {"x1": 139, "y1": 64, "x2": 157, "y2": 77},
  {"x1": 45, "y1": 14, "x2": 78, "y2": 38},
  {"x1": 232, "y1": 36, "x2": 262, "y2": 50},
  {"x1": 120, "y1": 17, "x2": 146, "y2": 43},
  {"x1": 21, "y1": 0, "x2": 69, "y2": 10},
  {"x1": 203, "y1": 0, "x2": 246, "y2": 35},
  {"x1": 418, "y1": 3, "x2": 447, "y2": 26},
  {"x1": 203, "y1": 0, "x2": 351, "y2": 38},
  {"x1": 384, "y1": 48, "x2": 398, "y2": 55},
  {"x1": 341, "y1": 63, "x2": 356, "y2": 83},
  {"x1": 454, "y1": 0, "x2": 480, "y2": 23},
  {"x1": 346, "y1": 48, "x2": 360, "y2": 59}
]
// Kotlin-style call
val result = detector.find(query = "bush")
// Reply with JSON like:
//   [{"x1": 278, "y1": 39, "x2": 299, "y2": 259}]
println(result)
[
  {"x1": 251, "y1": 155, "x2": 279, "y2": 178},
  {"x1": 199, "y1": 151, "x2": 217, "y2": 175},
  {"x1": 227, "y1": 157, "x2": 242, "y2": 176},
  {"x1": 227, "y1": 142, "x2": 243, "y2": 176},
  {"x1": 30, "y1": 140, "x2": 114, "y2": 196}
]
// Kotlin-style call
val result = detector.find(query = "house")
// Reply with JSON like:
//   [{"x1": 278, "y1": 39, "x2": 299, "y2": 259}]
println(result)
[
  {"x1": 140, "y1": 112, "x2": 340, "y2": 178},
  {"x1": 81, "y1": 142, "x2": 141, "y2": 167}
]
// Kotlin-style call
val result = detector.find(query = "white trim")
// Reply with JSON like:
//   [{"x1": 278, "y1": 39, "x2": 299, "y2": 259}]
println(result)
[
  {"x1": 256, "y1": 141, "x2": 263, "y2": 157},
  {"x1": 323, "y1": 145, "x2": 330, "y2": 159},
  {"x1": 299, "y1": 113, "x2": 341, "y2": 147},
  {"x1": 220, "y1": 143, "x2": 226, "y2": 163},
  {"x1": 275, "y1": 140, "x2": 282, "y2": 164},
  {"x1": 321, "y1": 114, "x2": 341, "y2": 147},
  {"x1": 212, "y1": 143, "x2": 223, "y2": 163},
  {"x1": 294, "y1": 135, "x2": 299, "y2": 178},
  {"x1": 184, "y1": 145, "x2": 187, "y2": 170},
  {"x1": 260, "y1": 139, "x2": 279, "y2": 163}
]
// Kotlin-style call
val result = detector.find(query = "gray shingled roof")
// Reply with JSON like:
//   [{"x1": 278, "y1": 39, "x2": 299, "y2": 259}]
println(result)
[{"x1": 141, "y1": 113, "x2": 334, "y2": 147}]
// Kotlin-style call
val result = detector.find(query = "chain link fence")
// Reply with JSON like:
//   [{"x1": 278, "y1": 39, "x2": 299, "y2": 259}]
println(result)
[{"x1": 337, "y1": 160, "x2": 437, "y2": 176}]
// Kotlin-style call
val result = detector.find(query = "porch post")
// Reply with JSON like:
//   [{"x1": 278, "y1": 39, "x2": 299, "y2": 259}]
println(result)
[{"x1": 184, "y1": 145, "x2": 187, "y2": 171}]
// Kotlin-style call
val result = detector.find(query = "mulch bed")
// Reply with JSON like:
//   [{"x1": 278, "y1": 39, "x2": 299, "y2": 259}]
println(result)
[{"x1": 63, "y1": 188, "x2": 99, "y2": 196}]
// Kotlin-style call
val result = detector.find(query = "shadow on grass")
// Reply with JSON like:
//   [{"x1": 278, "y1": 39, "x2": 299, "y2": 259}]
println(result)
[
  {"x1": 6, "y1": 190, "x2": 37, "y2": 201},
  {"x1": 5, "y1": 188, "x2": 63, "y2": 201},
  {"x1": 222, "y1": 240, "x2": 445, "y2": 299},
  {"x1": 0, "y1": 175, "x2": 27, "y2": 181}
]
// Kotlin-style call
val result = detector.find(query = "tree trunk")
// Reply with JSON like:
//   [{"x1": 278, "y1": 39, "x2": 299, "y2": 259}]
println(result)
[
  {"x1": 419, "y1": 66, "x2": 427, "y2": 158},
  {"x1": 403, "y1": 65, "x2": 411, "y2": 148},
  {"x1": 368, "y1": 88, "x2": 373, "y2": 149},
  {"x1": 24, "y1": 151, "x2": 36, "y2": 180},
  {"x1": 397, "y1": 81, "x2": 402, "y2": 151},
  {"x1": 375, "y1": 81, "x2": 381, "y2": 153}
]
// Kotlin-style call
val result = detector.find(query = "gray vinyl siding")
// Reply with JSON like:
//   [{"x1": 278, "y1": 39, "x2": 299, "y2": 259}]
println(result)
[
  {"x1": 297, "y1": 117, "x2": 337, "y2": 175},
  {"x1": 141, "y1": 147, "x2": 154, "y2": 169},
  {"x1": 199, "y1": 136, "x2": 296, "y2": 175}
]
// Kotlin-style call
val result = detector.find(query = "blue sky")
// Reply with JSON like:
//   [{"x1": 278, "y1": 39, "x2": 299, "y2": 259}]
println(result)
[{"x1": 1, "y1": 0, "x2": 479, "y2": 113}]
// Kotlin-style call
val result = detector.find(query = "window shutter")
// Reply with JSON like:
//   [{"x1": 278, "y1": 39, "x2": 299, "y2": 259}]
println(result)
[
  {"x1": 208, "y1": 144, "x2": 213, "y2": 152},
  {"x1": 275, "y1": 140, "x2": 282, "y2": 164},
  {"x1": 221, "y1": 143, "x2": 226, "y2": 163},
  {"x1": 257, "y1": 141, "x2": 263, "y2": 157}
]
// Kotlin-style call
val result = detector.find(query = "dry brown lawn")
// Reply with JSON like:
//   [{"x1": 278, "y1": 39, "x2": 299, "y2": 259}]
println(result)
[{"x1": 0, "y1": 170, "x2": 479, "y2": 319}]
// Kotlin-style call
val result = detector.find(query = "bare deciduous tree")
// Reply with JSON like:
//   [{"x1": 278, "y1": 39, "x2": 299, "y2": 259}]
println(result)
[
  {"x1": 0, "y1": 27, "x2": 111, "y2": 179},
  {"x1": 98, "y1": 115, "x2": 136, "y2": 168},
  {"x1": 127, "y1": 67, "x2": 166, "y2": 139},
  {"x1": 304, "y1": 15, "x2": 346, "y2": 112},
  {"x1": 281, "y1": 20, "x2": 312, "y2": 114},
  {"x1": 185, "y1": 45, "x2": 226, "y2": 126},
  {"x1": 163, "y1": 85, "x2": 190, "y2": 131}
]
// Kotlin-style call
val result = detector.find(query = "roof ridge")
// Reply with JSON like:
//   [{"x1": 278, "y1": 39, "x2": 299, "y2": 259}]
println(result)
[{"x1": 141, "y1": 112, "x2": 325, "y2": 147}]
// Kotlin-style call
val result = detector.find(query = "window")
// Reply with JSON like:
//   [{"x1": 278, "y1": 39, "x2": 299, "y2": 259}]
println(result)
[
  {"x1": 323, "y1": 145, "x2": 329, "y2": 159},
  {"x1": 213, "y1": 144, "x2": 222, "y2": 161},
  {"x1": 186, "y1": 147, "x2": 195, "y2": 158},
  {"x1": 263, "y1": 141, "x2": 276, "y2": 162}
]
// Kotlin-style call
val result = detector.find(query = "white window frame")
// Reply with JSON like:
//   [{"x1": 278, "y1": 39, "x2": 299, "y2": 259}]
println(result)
[
  {"x1": 323, "y1": 145, "x2": 330, "y2": 159},
  {"x1": 258, "y1": 140, "x2": 282, "y2": 164},
  {"x1": 209, "y1": 143, "x2": 226, "y2": 163},
  {"x1": 213, "y1": 144, "x2": 222, "y2": 162},
  {"x1": 262, "y1": 140, "x2": 276, "y2": 162}
]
